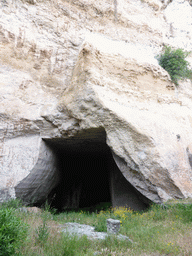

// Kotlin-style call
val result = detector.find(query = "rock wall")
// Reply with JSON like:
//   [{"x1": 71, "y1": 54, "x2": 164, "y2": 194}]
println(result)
[
  {"x1": 15, "y1": 140, "x2": 60, "y2": 205},
  {"x1": 0, "y1": 134, "x2": 40, "y2": 202},
  {"x1": 110, "y1": 152, "x2": 149, "y2": 211},
  {"x1": 61, "y1": 35, "x2": 192, "y2": 204},
  {"x1": 1, "y1": 0, "x2": 192, "y2": 209}
]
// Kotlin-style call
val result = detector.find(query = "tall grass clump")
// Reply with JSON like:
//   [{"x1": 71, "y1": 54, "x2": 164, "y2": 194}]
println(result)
[
  {"x1": 34, "y1": 201, "x2": 54, "y2": 246},
  {"x1": 156, "y1": 45, "x2": 192, "y2": 86},
  {"x1": 35, "y1": 218, "x2": 49, "y2": 246},
  {"x1": 0, "y1": 206, "x2": 28, "y2": 256}
]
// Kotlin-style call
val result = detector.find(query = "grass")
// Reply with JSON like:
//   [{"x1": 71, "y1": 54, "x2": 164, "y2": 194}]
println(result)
[{"x1": 1, "y1": 199, "x2": 192, "y2": 255}]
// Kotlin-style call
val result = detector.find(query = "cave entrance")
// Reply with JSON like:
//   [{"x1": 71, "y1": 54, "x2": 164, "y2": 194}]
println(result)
[
  {"x1": 42, "y1": 129, "x2": 149, "y2": 212},
  {"x1": 15, "y1": 128, "x2": 149, "y2": 211},
  {"x1": 45, "y1": 130, "x2": 112, "y2": 211},
  {"x1": 49, "y1": 149, "x2": 112, "y2": 211}
]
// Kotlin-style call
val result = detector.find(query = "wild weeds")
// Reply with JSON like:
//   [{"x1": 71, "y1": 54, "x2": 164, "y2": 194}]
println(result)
[
  {"x1": 35, "y1": 219, "x2": 49, "y2": 246},
  {"x1": 34, "y1": 201, "x2": 52, "y2": 246},
  {"x1": 1, "y1": 199, "x2": 192, "y2": 255}
]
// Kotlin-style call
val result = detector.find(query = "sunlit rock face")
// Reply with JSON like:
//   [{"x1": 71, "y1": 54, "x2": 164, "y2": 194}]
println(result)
[
  {"x1": 60, "y1": 35, "x2": 192, "y2": 205},
  {"x1": 1, "y1": 0, "x2": 192, "y2": 210}
]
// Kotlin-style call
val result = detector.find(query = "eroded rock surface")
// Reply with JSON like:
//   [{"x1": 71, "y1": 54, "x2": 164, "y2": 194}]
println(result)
[
  {"x1": 1, "y1": 0, "x2": 192, "y2": 209},
  {"x1": 61, "y1": 34, "x2": 192, "y2": 204}
]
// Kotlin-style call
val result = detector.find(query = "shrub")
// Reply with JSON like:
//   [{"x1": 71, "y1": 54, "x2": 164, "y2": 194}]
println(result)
[
  {"x1": 0, "y1": 208, "x2": 28, "y2": 256},
  {"x1": 156, "y1": 46, "x2": 192, "y2": 86}
]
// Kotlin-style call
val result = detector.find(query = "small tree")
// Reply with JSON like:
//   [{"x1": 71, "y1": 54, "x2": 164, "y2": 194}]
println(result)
[{"x1": 157, "y1": 46, "x2": 192, "y2": 86}]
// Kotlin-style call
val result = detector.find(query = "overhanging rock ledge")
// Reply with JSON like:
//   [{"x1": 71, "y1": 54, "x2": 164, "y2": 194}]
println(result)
[{"x1": 58, "y1": 34, "x2": 192, "y2": 209}]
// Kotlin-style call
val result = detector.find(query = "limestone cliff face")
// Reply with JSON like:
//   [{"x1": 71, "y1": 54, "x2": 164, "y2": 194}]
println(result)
[{"x1": 1, "y1": 0, "x2": 192, "y2": 208}]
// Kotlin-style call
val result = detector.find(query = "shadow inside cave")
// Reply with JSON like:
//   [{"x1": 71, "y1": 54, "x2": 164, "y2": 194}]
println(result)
[
  {"x1": 15, "y1": 129, "x2": 149, "y2": 212},
  {"x1": 46, "y1": 139, "x2": 112, "y2": 212},
  {"x1": 43, "y1": 130, "x2": 149, "y2": 212}
]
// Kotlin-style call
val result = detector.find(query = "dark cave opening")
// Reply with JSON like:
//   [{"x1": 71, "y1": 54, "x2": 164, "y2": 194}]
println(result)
[
  {"x1": 14, "y1": 128, "x2": 149, "y2": 211},
  {"x1": 49, "y1": 151, "x2": 112, "y2": 211},
  {"x1": 45, "y1": 134, "x2": 112, "y2": 212},
  {"x1": 43, "y1": 129, "x2": 149, "y2": 212}
]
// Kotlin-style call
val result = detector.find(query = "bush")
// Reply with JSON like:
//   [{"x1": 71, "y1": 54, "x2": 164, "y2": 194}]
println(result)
[
  {"x1": 0, "y1": 208, "x2": 28, "y2": 256},
  {"x1": 156, "y1": 46, "x2": 192, "y2": 86}
]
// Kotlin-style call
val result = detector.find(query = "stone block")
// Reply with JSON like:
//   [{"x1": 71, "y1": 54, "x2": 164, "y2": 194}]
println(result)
[{"x1": 107, "y1": 218, "x2": 120, "y2": 234}]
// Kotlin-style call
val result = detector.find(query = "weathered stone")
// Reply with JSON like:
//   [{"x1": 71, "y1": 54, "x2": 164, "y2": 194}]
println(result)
[
  {"x1": 15, "y1": 140, "x2": 60, "y2": 206},
  {"x1": 107, "y1": 219, "x2": 120, "y2": 234},
  {"x1": 18, "y1": 206, "x2": 41, "y2": 214},
  {"x1": 61, "y1": 34, "x2": 192, "y2": 205}
]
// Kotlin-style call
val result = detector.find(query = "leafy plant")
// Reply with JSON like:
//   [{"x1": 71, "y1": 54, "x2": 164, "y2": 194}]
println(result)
[
  {"x1": 156, "y1": 46, "x2": 192, "y2": 86},
  {"x1": 0, "y1": 208, "x2": 28, "y2": 256}
]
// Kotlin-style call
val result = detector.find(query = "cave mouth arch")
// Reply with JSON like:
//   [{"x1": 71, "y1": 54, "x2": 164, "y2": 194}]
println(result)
[
  {"x1": 42, "y1": 129, "x2": 149, "y2": 212},
  {"x1": 44, "y1": 129, "x2": 112, "y2": 212}
]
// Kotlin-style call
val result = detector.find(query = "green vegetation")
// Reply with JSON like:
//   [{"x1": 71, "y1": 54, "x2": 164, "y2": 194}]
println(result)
[
  {"x1": 157, "y1": 45, "x2": 192, "y2": 86},
  {"x1": 0, "y1": 203, "x2": 28, "y2": 256},
  {"x1": 1, "y1": 199, "x2": 192, "y2": 255},
  {"x1": 35, "y1": 217, "x2": 49, "y2": 246}
]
